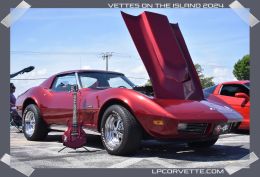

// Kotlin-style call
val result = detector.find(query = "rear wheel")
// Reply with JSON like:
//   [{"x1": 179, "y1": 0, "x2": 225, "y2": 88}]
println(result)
[
  {"x1": 23, "y1": 104, "x2": 48, "y2": 141},
  {"x1": 101, "y1": 105, "x2": 142, "y2": 155},
  {"x1": 188, "y1": 137, "x2": 219, "y2": 148}
]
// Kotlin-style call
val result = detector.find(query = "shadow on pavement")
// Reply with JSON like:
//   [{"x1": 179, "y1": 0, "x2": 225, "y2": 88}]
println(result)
[
  {"x1": 44, "y1": 134, "x2": 104, "y2": 150},
  {"x1": 134, "y1": 140, "x2": 249, "y2": 161},
  {"x1": 44, "y1": 133, "x2": 249, "y2": 161},
  {"x1": 234, "y1": 129, "x2": 250, "y2": 135}
]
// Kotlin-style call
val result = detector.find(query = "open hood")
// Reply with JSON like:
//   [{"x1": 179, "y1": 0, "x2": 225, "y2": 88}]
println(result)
[{"x1": 122, "y1": 11, "x2": 204, "y2": 100}]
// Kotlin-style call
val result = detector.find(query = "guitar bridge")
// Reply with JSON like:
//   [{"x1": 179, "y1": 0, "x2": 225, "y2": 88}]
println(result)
[{"x1": 71, "y1": 132, "x2": 79, "y2": 136}]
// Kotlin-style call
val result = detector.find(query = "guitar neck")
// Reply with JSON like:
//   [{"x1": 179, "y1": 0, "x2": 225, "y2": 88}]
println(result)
[{"x1": 72, "y1": 90, "x2": 78, "y2": 126}]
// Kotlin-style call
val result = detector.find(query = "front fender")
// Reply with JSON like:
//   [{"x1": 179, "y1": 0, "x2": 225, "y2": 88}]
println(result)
[{"x1": 93, "y1": 88, "x2": 175, "y2": 136}]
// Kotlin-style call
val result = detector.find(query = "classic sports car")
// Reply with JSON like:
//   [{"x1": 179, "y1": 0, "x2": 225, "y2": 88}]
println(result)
[
  {"x1": 16, "y1": 11, "x2": 243, "y2": 155},
  {"x1": 204, "y1": 80, "x2": 250, "y2": 130}
]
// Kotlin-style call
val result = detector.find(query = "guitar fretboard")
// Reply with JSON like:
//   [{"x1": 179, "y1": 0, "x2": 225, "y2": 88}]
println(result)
[{"x1": 72, "y1": 85, "x2": 78, "y2": 128}]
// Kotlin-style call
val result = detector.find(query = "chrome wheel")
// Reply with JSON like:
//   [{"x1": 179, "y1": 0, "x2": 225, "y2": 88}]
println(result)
[
  {"x1": 24, "y1": 111, "x2": 36, "y2": 137},
  {"x1": 104, "y1": 111, "x2": 124, "y2": 150}
]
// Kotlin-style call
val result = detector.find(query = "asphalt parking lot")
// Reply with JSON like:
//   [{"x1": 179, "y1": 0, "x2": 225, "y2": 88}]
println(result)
[{"x1": 10, "y1": 126, "x2": 249, "y2": 168}]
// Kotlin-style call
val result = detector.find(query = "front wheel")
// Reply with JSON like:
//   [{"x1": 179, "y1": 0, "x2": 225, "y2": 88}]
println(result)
[
  {"x1": 187, "y1": 137, "x2": 219, "y2": 148},
  {"x1": 23, "y1": 104, "x2": 48, "y2": 141},
  {"x1": 101, "y1": 105, "x2": 142, "y2": 155}
]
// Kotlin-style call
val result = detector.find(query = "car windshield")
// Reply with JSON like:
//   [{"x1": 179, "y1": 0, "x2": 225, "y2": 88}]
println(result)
[{"x1": 78, "y1": 72, "x2": 135, "y2": 89}]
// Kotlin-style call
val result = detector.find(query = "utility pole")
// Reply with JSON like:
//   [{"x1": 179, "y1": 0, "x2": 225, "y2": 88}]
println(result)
[{"x1": 101, "y1": 52, "x2": 113, "y2": 71}]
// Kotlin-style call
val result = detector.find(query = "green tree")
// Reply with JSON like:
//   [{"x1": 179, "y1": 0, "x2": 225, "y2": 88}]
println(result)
[
  {"x1": 233, "y1": 55, "x2": 250, "y2": 80},
  {"x1": 195, "y1": 64, "x2": 215, "y2": 88},
  {"x1": 144, "y1": 64, "x2": 214, "y2": 88},
  {"x1": 145, "y1": 79, "x2": 152, "y2": 86}
]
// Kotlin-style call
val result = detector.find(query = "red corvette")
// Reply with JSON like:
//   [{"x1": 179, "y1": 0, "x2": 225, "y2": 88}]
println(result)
[
  {"x1": 16, "y1": 11, "x2": 243, "y2": 155},
  {"x1": 204, "y1": 80, "x2": 250, "y2": 130}
]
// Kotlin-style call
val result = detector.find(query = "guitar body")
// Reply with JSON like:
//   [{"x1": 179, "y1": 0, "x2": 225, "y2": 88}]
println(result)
[{"x1": 62, "y1": 120, "x2": 87, "y2": 149}]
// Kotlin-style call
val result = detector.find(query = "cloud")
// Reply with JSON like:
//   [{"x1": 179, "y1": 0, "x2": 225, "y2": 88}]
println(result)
[
  {"x1": 22, "y1": 10, "x2": 119, "y2": 21},
  {"x1": 126, "y1": 65, "x2": 149, "y2": 86},
  {"x1": 36, "y1": 68, "x2": 47, "y2": 76},
  {"x1": 212, "y1": 68, "x2": 237, "y2": 84},
  {"x1": 130, "y1": 65, "x2": 147, "y2": 75},
  {"x1": 81, "y1": 65, "x2": 91, "y2": 70},
  {"x1": 11, "y1": 68, "x2": 49, "y2": 97}
]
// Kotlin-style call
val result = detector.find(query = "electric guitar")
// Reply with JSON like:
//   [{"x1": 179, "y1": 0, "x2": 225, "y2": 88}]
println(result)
[{"x1": 62, "y1": 84, "x2": 87, "y2": 149}]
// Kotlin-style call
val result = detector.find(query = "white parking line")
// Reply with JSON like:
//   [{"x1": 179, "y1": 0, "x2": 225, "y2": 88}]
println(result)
[
  {"x1": 10, "y1": 131, "x2": 250, "y2": 169},
  {"x1": 108, "y1": 158, "x2": 143, "y2": 168}
]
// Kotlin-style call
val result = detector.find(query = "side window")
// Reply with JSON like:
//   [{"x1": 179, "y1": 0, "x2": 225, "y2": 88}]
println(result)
[
  {"x1": 220, "y1": 84, "x2": 249, "y2": 97},
  {"x1": 79, "y1": 72, "x2": 110, "y2": 88},
  {"x1": 80, "y1": 76, "x2": 98, "y2": 88},
  {"x1": 51, "y1": 74, "x2": 76, "y2": 92}
]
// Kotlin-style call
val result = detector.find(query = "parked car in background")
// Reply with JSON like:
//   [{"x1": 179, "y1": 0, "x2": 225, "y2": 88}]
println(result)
[{"x1": 204, "y1": 80, "x2": 250, "y2": 130}]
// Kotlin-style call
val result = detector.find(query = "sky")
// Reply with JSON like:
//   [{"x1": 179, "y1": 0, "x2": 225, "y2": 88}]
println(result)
[{"x1": 11, "y1": 8, "x2": 249, "y2": 96}]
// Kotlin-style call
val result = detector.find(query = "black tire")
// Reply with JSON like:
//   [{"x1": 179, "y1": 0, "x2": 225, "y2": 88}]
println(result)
[
  {"x1": 23, "y1": 104, "x2": 48, "y2": 141},
  {"x1": 101, "y1": 105, "x2": 142, "y2": 155},
  {"x1": 188, "y1": 137, "x2": 219, "y2": 148}
]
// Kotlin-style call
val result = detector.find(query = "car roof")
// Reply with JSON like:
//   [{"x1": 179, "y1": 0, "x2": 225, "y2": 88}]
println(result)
[
  {"x1": 220, "y1": 80, "x2": 250, "y2": 85},
  {"x1": 40, "y1": 70, "x2": 124, "y2": 88},
  {"x1": 56, "y1": 69, "x2": 124, "y2": 76}
]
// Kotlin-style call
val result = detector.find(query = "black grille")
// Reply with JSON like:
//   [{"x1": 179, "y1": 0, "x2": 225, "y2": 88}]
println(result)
[{"x1": 179, "y1": 123, "x2": 208, "y2": 134}]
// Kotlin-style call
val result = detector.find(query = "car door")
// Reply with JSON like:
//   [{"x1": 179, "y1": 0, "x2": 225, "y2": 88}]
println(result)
[
  {"x1": 43, "y1": 73, "x2": 77, "y2": 124},
  {"x1": 215, "y1": 84, "x2": 250, "y2": 127},
  {"x1": 77, "y1": 72, "x2": 101, "y2": 127}
]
